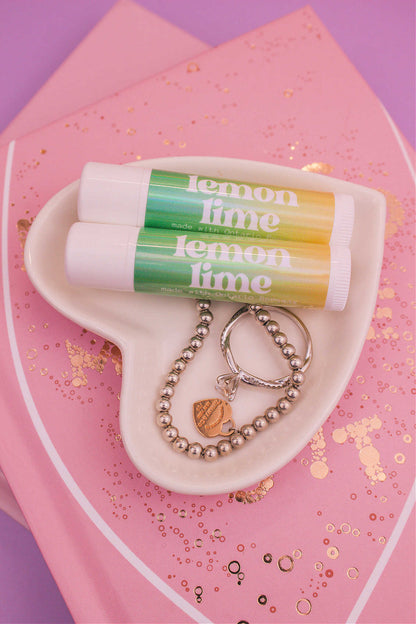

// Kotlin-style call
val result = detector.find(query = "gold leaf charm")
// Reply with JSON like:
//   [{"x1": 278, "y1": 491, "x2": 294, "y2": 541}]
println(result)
[{"x1": 193, "y1": 399, "x2": 235, "y2": 438}]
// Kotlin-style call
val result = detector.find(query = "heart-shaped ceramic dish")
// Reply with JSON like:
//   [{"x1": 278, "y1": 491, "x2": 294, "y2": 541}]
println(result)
[{"x1": 25, "y1": 156, "x2": 386, "y2": 494}]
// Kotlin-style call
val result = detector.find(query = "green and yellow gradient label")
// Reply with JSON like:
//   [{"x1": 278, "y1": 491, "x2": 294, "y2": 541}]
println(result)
[
  {"x1": 145, "y1": 170, "x2": 335, "y2": 244},
  {"x1": 134, "y1": 228, "x2": 330, "y2": 307}
]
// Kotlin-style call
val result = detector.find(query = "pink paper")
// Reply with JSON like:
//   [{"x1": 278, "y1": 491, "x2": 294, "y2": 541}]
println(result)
[
  {"x1": 0, "y1": 0, "x2": 208, "y2": 144},
  {"x1": 0, "y1": 7, "x2": 414, "y2": 623}
]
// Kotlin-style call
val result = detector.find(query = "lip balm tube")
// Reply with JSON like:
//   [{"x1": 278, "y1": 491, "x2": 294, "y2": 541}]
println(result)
[
  {"x1": 65, "y1": 223, "x2": 351, "y2": 310},
  {"x1": 78, "y1": 163, "x2": 355, "y2": 246}
]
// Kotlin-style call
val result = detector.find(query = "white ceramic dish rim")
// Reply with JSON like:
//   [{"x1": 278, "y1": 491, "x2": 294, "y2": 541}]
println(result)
[{"x1": 25, "y1": 156, "x2": 386, "y2": 495}]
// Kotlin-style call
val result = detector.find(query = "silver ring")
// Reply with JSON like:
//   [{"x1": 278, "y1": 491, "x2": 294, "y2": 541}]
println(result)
[{"x1": 216, "y1": 305, "x2": 312, "y2": 400}]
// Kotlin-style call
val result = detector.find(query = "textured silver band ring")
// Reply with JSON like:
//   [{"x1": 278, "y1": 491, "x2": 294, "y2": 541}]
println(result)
[{"x1": 216, "y1": 304, "x2": 312, "y2": 400}]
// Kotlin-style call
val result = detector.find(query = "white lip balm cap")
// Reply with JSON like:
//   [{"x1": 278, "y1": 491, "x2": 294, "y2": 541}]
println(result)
[
  {"x1": 78, "y1": 162, "x2": 151, "y2": 226},
  {"x1": 65, "y1": 222, "x2": 139, "y2": 291},
  {"x1": 324, "y1": 246, "x2": 351, "y2": 311},
  {"x1": 331, "y1": 194, "x2": 355, "y2": 247}
]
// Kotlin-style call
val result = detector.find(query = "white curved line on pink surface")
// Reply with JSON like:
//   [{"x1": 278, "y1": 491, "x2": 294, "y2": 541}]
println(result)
[
  {"x1": 1, "y1": 140, "x2": 212, "y2": 624},
  {"x1": 345, "y1": 103, "x2": 416, "y2": 624}
]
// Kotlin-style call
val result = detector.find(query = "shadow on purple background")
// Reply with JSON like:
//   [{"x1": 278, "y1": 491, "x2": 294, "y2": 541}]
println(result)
[{"x1": 0, "y1": 1, "x2": 414, "y2": 622}]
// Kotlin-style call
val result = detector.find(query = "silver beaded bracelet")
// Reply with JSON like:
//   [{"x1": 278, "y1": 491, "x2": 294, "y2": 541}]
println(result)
[{"x1": 156, "y1": 301, "x2": 312, "y2": 462}]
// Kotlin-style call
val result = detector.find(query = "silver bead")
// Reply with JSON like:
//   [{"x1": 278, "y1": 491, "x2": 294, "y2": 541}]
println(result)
[
  {"x1": 190, "y1": 335, "x2": 203, "y2": 350},
  {"x1": 277, "y1": 398, "x2": 291, "y2": 414},
  {"x1": 292, "y1": 370, "x2": 305, "y2": 386},
  {"x1": 195, "y1": 323, "x2": 210, "y2": 338},
  {"x1": 181, "y1": 348, "x2": 194, "y2": 361},
  {"x1": 249, "y1": 304, "x2": 261, "y2": 314},
  {"x1": 252, "y1": 415, "x2": 269, "y2": 431},
  {"x1": 264, "y1": 407, "x2": 280, "y2": 424},
  {"x1": 240, "y1": 424, "x2": 257, "y2": 440},
  {"x1": 158, "y1": 398, "x2": 171, "y2": 412},
  {"x1": 162, "y1": 425, "x2": 178, "y2": 442},
  {"x1": 199, "y1": 309, "x2": 213, "y2": 324},
  {"x1": 255, "y1": 309, "x2": 271, "y2": 324},
  {"x1": 204, "y1": 445, "x2": 219, "y2": 461},
  {"x1": 289, "y1": 355, "x2": 303, "y2": 370},
  {"x1": 286, "y1": 386, "x2": 300, "y2": 402},
  {"x1": 173, "y1": 358, "x2": 186, "y2": 373},
  {"x1": 281, "y1": 343, "x2": 296, "y2": 359},
  {"x1": 273, "y1": 332, "x2": 287, "y2": 347},
  {"x1": 160, "y1": 385, "x2": 174, "y2": 399},
  {"x1": 167, "y1": 371, "x2": 180, "y2": 385},
  {"x1": 230, "y1": 432, "x2": 245, "y2": 448},
  {"x1": 156, "y1": 412, "x2": 172, "y2": 428},
  {"x1": 197, "y1": 299, "x2": 211, "y2": 310},
  {"x1": 173, "y1": 436, "x2": 188, "y2": 453},
  {"x1": 187, "y1": 442, "x2": 203, "y2": 459},
  {"x1": 217, "y1": 439, "x2": 233, "y2": 456},
  {"x1": 265, "y1": 320, "x2": 279, "y2": 335}
]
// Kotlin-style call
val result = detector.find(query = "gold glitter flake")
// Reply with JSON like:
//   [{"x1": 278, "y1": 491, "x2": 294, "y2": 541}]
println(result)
[
  {"x1": 283, "y1": 88, "x2": 294, "y2": 98},
  {"x1": 309, "y1": 426, "x2": 329, "y2": 479},
  {"x1": 187, "y1": 62, "x2": 200, "y2": 73},
  {"x1": 296, "y1": 598, "x2": 312, "y2": 615},
  {"x1": 17, "y1": 218, "x2": 34, "y2": 250},
  {"x1": 394, "y1": 453, "x2": 406, "y2": 464},
  {"x1": 302, "y1": 162, "x2": 334, "y2": 175},
  {"x1": 278, "y1": 555, "x2": 295, "y2": 572},
  {"x1": 332, "y1": 416, "x2": 386, "y2": 483},
  {"x1": 327, "y1": 546, "x2": 339, "y2": 559},
  {"x1": 233, "y1": 476, "x2": 274, "y2": 503},
  {"x1": 378, "y1": 286, "x2": 395, "y2": 300},
  {"x1": 65, "y1": 339, "x2": 122, "y2": 387},
  {"x1": 347, "y1": 567, "x2": 359, "y2": 580}
]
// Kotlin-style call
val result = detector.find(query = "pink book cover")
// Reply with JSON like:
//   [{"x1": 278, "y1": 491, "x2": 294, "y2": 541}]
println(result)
[
  {"x1": 0, "y1": 7, "x2": 414, "y2": 623},
  {"x1": 0, "y1": 0, "x2": 208, "y2": 145}
]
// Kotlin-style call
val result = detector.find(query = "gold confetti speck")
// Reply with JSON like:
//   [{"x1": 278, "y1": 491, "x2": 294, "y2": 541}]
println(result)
[
  {"x1": 327, "y1": 546, "x2": 339, "y2": 559},
  {"x1": 347, "y1": 567, "x2": 359, "y2": 580},
  {"x1": 26, "y1": 348, "x2": 38, "y2": 360},
  {"x1": 127, "y1": 128, "x2": 136, "y2": 136},
  {"x1": 40, "y1": 149, "x2": 47, "y2": 154},
  {"x1": 187, "y1": 62, "x2": 200, "y2": 73},
  {"x1": 302, "y1": 162, "x2": 334, "y2": 174},
  {"x1": 284, "y1": 88, "x2": 294, "y2": 98},
  {"x1": 278, "y1": 555, "x2": 294, "y2": 572},
  {"x1": 296, "y1": 598, "x2": 312, "y2": 615},
  {"x1": 394, "y1": 453, "x2": 406, "y2": 464}
]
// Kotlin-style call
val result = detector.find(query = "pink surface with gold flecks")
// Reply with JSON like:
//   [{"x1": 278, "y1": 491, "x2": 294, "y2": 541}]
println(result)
[{"x1": 0, "y1": 7, "x2": 414, "y2": 624}]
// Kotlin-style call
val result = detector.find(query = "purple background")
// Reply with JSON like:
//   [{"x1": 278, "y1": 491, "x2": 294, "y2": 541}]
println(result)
[{"x1": 0, "y1": 1, "x2": 414, "y2": 622}]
